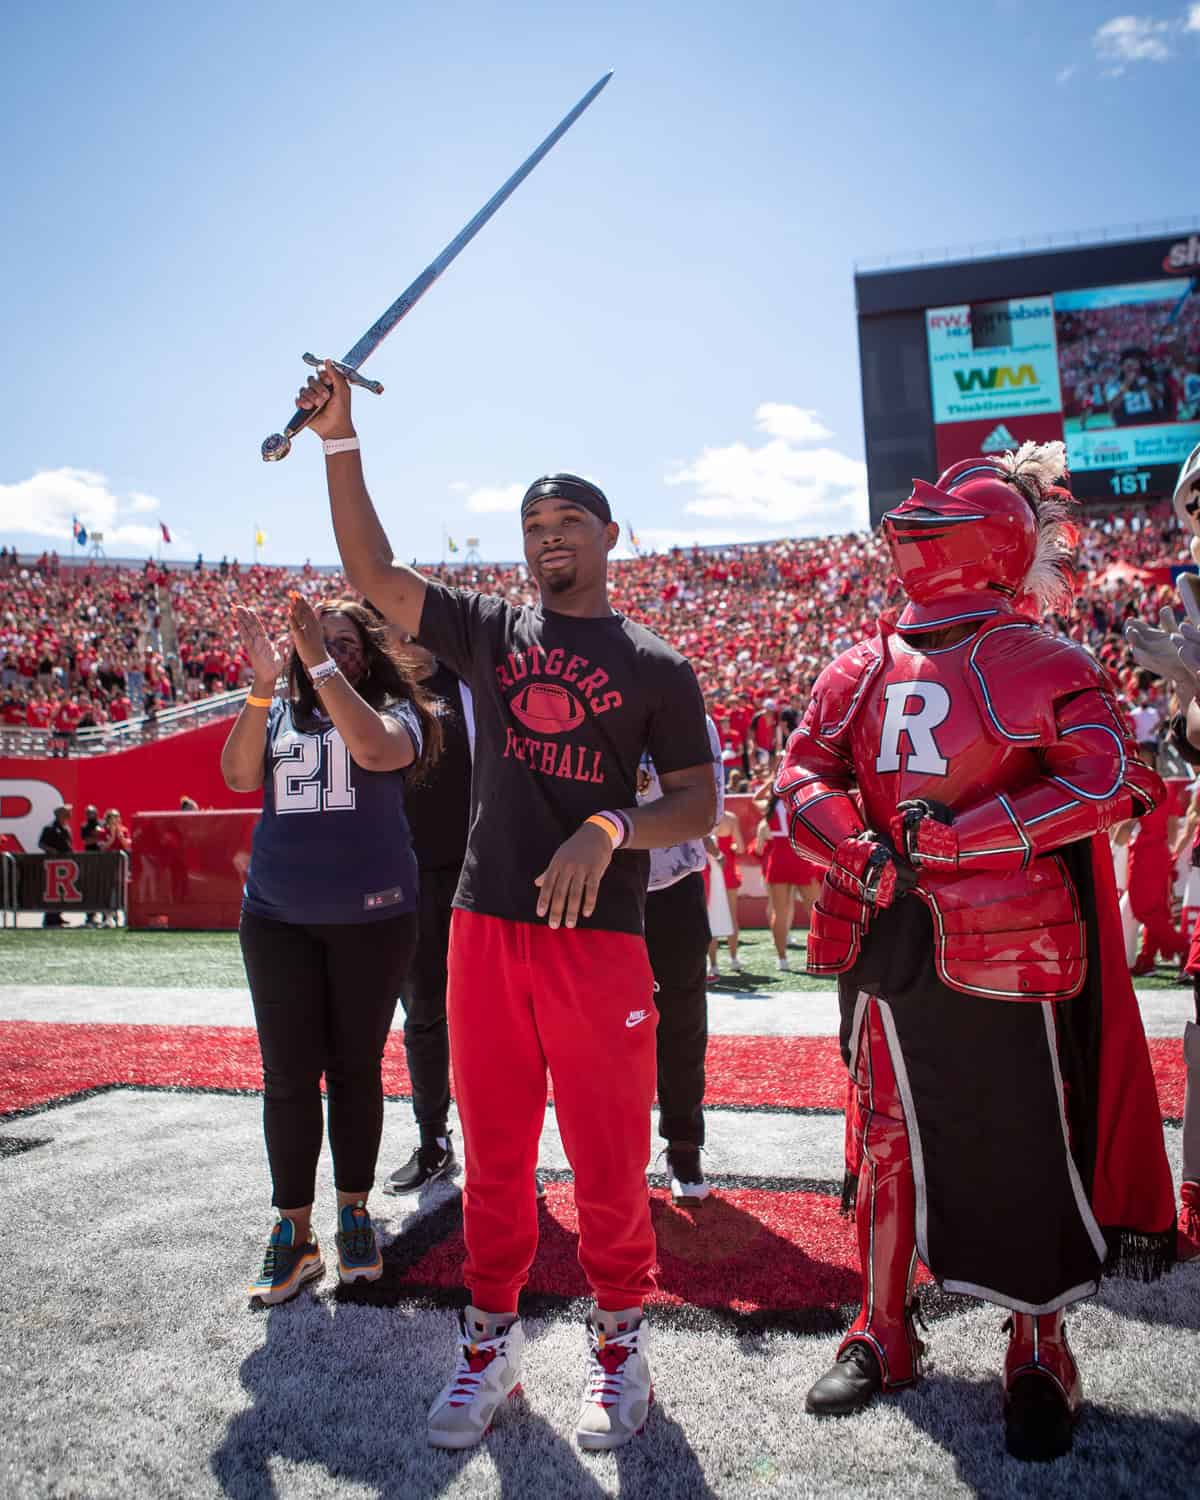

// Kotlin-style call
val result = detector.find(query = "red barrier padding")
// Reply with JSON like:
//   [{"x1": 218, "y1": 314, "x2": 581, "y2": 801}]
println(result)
[{"x1": 128, "y1": 810, "x2": 259, "y2": 930}]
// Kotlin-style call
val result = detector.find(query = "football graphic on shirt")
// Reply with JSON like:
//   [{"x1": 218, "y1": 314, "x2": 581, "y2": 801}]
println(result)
[{"x1": 510, "y1": 681, "x2": 586, "y2": 734}]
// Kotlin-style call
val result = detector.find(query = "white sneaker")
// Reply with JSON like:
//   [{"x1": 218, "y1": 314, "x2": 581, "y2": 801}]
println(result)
[
  {"x1": 729, "y1": 957, "x2": 743, "y2": 973},
  {"x1": 427, "y1": 1306, "x2": 525, "y2": 1449},
  {"x1": 575, "y1": 1305, "x2": 653, "y2": 1450},
  {"x1": 776, "y1": 957, "x2": 790, "y2": 972}
]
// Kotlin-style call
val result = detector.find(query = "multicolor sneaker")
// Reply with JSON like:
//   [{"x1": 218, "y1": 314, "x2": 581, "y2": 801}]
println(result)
[
  {"x1": 428, "y1": 1307, "x2": 526, "y2": 1449},
  {"x1": 336, "y1": 1201, "x2": 383, "y2": 1283},
  {"x1": 575, "y1": 1305, "x2": 653, "y2": 1450},
  {"x1": 248, "y1": 1217, "x2": 324, "y2": 1305}
]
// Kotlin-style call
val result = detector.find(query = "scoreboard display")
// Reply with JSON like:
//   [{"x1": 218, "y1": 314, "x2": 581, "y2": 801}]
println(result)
[{"x1": 856, "y1": 229, "x2": 1200, "y2": 525}]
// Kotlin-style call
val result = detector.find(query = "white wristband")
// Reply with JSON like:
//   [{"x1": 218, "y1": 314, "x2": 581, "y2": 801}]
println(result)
[
  {"x1": 308, "y1": 657, "x2": 339, "y2": 684},
  {"x1": 323, "y1": 437, "x2": 361, "y2": 456}
]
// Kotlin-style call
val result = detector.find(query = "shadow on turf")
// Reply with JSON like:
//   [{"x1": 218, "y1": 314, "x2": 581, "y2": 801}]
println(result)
[
  {"x1": 898, "y1": 1373, "x2": 1200, "y2": 1495},
  {"x1": 212, "y1": 1289, "x2": 715, "y2": 1499},
  {"x1": 1095, "y1": 1265, "x2": 1200, "y2": 1331}
]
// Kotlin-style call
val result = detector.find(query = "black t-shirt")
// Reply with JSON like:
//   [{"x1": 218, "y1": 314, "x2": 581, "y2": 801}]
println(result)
[
  {"x1": 80, "y1": 818, "x2": 102, "y2": 850},
  {"x1": 404, "y1": 663, "x2": 472, "y2": 873},
  {"x1": 417, "y1": 582, "x2": 712, "y2": 934}
]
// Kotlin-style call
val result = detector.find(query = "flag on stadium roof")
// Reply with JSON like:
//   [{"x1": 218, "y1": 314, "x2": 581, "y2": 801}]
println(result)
[
  {"x1": 447, "y1": 536, "x2": 459, "y2": 553},
  {"x1": 160, "y1": 522, "x2": 171, "y2": 544},
  {"x1": 254, "y1": 527, "x2": 265, "y2": 548},
  {"x1": 72, "y1": 517, "x2": 87, "y2": 547}
]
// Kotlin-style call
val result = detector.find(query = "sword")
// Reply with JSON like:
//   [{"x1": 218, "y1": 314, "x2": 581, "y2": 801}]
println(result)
[{"x1": 261, "y1": 70, "x2": 613, "y2": 461}]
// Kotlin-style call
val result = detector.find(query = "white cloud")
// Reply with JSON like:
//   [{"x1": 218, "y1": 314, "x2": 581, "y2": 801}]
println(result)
[
  {"x1": 465, "y1": 482, "x2": 524, "y2": 514},
  {"x1": 1055, "y1": 63, "x2": 1080, "y2": 84},
  {"x1": 1185, "y1": 2, "x2": 1200, "y2": 28},
  {"x1": 1093, "y1": 15, "x2": 1174, "y2": 67},
  {"x1": 754, "y1": 404, "x2": 831, "y2": 444},
  {"x1": 0, "y1": 467, "x2": 173, "y2": 552},
  {"x1": 665, "y1": 405, "x2": 868, "y2": 538}
]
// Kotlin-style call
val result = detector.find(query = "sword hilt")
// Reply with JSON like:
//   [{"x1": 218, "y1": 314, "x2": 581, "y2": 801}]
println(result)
[
  {"x1": 260, "y1": 354, "x2": 384, "y2": 462},
  {"x1": 300, "y1": 353, "x2": 384, "y2": 394}
]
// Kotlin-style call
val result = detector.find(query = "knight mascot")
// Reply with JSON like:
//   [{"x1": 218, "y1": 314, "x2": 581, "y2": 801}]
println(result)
[{"x1": 777, "y1": 441, "x2": 1176, "y2": 1462}]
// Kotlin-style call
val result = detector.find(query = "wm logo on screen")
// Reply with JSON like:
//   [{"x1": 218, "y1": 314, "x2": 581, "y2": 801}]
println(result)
[{"x1": 953, "y1": 364, "x2": 1039, "y2": 393}]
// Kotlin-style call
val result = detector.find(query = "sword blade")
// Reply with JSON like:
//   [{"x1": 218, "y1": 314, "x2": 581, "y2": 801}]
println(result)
[{"x1": 341, "y1": 70, "x2": 612, "y2": 369}]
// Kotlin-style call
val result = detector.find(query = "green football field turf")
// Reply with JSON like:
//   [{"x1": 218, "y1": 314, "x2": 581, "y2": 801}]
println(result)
[{"x1": 0, "y1": 924, "x2": 1183, "y2": 991}]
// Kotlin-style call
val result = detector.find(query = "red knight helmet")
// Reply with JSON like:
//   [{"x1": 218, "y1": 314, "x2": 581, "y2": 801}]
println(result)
[{"x1": 883, "y1": 442, "x2": 1077, "y2": 625}]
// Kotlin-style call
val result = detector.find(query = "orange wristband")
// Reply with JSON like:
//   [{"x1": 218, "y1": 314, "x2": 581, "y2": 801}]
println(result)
[
  {"x1": 586, "y1": 813, "x2": 623, "y2": 848},
  {"x1": 245, "y1": 695, "x2": 273, "y2": 708}
]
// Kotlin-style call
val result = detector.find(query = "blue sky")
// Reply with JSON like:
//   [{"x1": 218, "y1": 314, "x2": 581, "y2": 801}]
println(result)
[{"x1": 2, "y1": 1, "x2": 1198, "y2": 565}]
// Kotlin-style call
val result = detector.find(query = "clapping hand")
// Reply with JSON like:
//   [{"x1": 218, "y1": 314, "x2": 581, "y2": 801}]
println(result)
[
  {"x1": 233, "y1": 605, "x2": 289, "y2": 688},
  {"x1": 287, "y1": 592, "x2": 328, "y2": 670}
]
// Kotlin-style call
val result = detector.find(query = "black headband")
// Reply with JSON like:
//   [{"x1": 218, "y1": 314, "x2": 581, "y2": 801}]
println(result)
[{"x1": 520, "y1": 473, "x2": 612, "y2": 524}]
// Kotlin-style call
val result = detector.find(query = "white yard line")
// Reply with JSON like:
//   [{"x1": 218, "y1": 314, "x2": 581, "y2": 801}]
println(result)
[{"x1": 0, "y1": 983, "x2": 1191, "y2": 1036}]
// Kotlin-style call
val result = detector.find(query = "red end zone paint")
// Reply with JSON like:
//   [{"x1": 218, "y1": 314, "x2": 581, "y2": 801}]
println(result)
[
  {"x1": 0, "y1": 1023, "x2": 1186, "y2": 1120},
  {"x1": 401, "y1": 1181, "x2": 929, "y2": 1312}
]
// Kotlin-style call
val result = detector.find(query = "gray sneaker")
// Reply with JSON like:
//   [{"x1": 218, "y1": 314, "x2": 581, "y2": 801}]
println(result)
[
  {"x1": 427, "y1": 1306, "x2": 525, "y2": 1449},
  {"x1": 575, "y1": 1305, "x2": 653, "y2": 1450}
]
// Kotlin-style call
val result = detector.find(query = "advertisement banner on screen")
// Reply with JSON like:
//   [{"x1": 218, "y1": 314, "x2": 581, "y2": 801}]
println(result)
[
  {"x1": 932, "y1": 413, "x2": 1066, "y2": 473},
  {"x1": 926, "y1": 297, "x2": 1062, "y2": 425}
]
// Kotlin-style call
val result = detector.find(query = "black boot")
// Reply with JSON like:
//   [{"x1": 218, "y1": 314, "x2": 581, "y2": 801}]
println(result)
[
  {"x1": 805, "y1": 1341, "x2": 883, "y2": 1416},
  {"x1": 384, "y1": 1133, "x2": 456, "y2": 1195}
]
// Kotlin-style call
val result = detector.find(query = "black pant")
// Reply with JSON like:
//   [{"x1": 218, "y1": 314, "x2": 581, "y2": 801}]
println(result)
[
  {"x1": 239, "y1": 908, "x2": 417, "y2": 1208},
  {"x1": 644, "y1": 871, "x2": 710, "y2": 1148},
  {"x1": 397, "y1": 864, "x2": 458, "y2": 1139}
]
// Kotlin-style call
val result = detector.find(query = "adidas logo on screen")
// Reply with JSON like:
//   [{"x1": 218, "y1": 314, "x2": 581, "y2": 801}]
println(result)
[{"x1": 981, "y1": 423, "x2": 1017, "y2": 453}]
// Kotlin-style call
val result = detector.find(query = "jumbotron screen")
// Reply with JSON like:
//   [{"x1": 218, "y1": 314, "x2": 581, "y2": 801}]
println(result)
[{"x1": 856, "y1": 229, "x2": 1200, "y2": 524}]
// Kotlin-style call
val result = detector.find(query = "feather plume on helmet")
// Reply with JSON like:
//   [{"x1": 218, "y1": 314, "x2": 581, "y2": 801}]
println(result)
[{"x1": 993, "y1": 440, "x2": 1080, "y2": 615}]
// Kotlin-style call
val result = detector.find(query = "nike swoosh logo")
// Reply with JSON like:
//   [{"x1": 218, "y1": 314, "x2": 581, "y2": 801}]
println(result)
[{"x1": 625, "y1": 1014, "x2": 650, "y2": 1028}]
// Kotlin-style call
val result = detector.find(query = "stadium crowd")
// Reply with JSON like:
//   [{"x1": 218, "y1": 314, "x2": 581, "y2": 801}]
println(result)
[{"x1": 0, "y1": 500, "x2": 1187, "y2": 763}]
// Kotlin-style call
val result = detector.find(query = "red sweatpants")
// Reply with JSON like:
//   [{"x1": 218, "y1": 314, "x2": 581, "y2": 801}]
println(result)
[{"x1": 447, "y1": 909, "x2": 657, "y2": 1314}]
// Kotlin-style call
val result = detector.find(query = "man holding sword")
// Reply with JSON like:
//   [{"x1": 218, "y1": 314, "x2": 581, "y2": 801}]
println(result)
[{"x1": 295, "y1": 361, "x2": 716, "y2": 1452}]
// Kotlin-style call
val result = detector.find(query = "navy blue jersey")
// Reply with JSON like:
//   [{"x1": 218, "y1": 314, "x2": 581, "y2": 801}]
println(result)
[{"x1": 242, "y1": 698, "x2": 422, "y2": 926}]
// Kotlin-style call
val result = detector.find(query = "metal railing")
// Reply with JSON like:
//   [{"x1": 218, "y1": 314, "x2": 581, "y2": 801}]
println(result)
[
  {"x1": 0, "y1": 688, "x2": 249, "y2": 759},
  {"x1": 1, "y1": 850, "x2": 129, "y2": 928}
]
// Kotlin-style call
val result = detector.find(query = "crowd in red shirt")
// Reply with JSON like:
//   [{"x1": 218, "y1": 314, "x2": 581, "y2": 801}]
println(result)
[{"x1": 0, "y1": 501, "x2": 1186, "y2": 765}]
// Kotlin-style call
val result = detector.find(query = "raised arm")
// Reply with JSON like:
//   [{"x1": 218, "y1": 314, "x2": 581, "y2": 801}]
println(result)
[
  {"x1": 295, "y1": 362, "x2": 427, "y2": 638},
  {"x1": 220, "y1": 607, "x2": 286, "y2": 793},
  {"x1": 287, "y1": 595, "x2": 417, "y2": 773}
]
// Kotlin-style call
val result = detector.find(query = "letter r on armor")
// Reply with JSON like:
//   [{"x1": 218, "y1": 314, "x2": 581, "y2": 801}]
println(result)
[{"x1": 875, "y1": 681, "x2": 951, "y2": 775}]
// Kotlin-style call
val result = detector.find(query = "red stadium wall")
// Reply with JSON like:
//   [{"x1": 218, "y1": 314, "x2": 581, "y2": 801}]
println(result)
[{"x1": 0, "y1": 720, "x2": 261, "y2": 853}]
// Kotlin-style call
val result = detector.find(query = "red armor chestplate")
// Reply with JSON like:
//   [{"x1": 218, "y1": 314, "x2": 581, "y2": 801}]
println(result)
[{"x1": 777, "y1": 610, "x2": 1163, "y2": 1001}]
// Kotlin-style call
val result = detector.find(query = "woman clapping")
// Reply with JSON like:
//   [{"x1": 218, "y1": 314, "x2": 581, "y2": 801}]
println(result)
[{"x1": 222, "y1": 593, "x2": 439, "y2": 1305}]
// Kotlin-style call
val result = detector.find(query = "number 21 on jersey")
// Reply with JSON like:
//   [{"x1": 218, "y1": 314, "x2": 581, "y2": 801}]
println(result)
[{"x1": 273, "y1": 725, "x2": 357, "y2": 813}]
